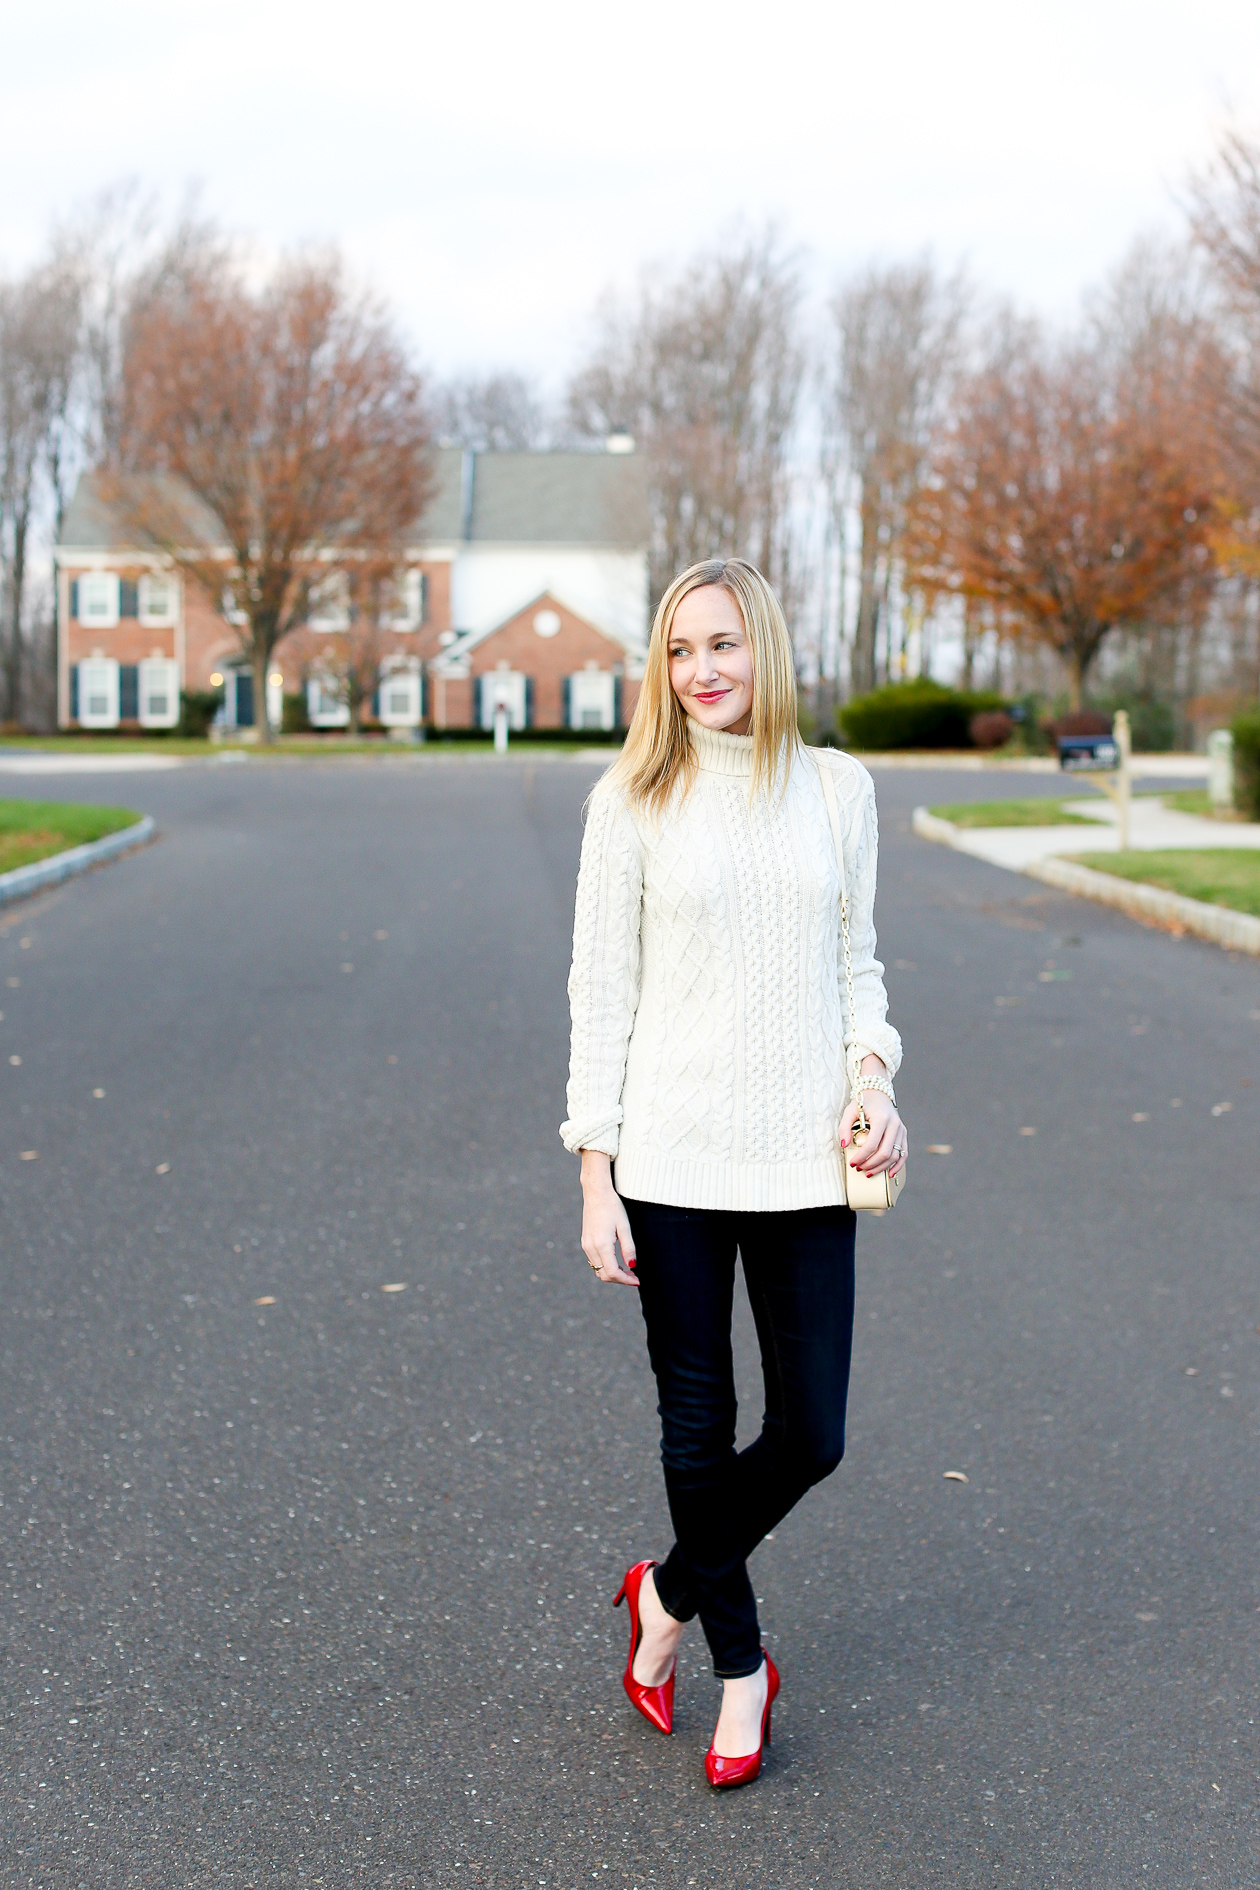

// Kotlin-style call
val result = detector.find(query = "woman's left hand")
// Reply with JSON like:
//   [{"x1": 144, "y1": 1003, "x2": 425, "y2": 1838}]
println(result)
[{"x1": 839, "y1": 1092, "x2": 908, "y2": 1177}]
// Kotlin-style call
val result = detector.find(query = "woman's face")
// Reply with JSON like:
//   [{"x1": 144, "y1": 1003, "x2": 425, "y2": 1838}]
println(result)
[{"x1": 667, "y1": 585, "x2": 754, "y2": 736}]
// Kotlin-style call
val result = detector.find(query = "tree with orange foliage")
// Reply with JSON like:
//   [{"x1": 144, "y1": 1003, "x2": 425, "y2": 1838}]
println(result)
[
  {"x1": 1189, "y1": 127, "x2": 1260, "y2": 584},
  {"x1": 908, "y1": 313, "x2": 1216, "y2": 709},
  {"x1": 113, "y1": 243, "x2": 433, "y2": 740}
]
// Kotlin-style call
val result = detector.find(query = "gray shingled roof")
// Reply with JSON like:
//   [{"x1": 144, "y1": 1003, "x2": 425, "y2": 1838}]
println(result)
[
  {"x1": 421, "y1": 448, "x2": 648, "y2": 547},
  {"x1": 59, "y1": 448, "x2": 648, "y2": 552},
  {"x1": 58, "y1": 472, "x2": 226, "y2": 551}
]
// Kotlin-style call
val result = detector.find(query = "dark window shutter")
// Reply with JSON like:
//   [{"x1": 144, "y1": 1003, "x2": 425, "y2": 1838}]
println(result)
[
  {"x1": 420, "y1": 666, "x2": 429, "y2": 720},
  {"x1": 120, "y1": 580, "x2": 139, "y2": 619},
  {"x1": 473, "y1": 675, "x2": 482, "y2": 729},
  {"x1": 524, "y1": 676, "x2": 535, "y2": 729},
  {"x1": 69, "y1": 579, "x2": 79, "y2": 620},
  {"x1": 236, "y1": 672, "x2": 255, "y2": 727},
  {"x1": 119, "y1": 665, "x2": 139, "y2": 719},
  {"x1": 371, "y1": 687, "x2": 381, "y2": 719},
  {"x1": 614, "y1": 674, "x2": 624, "y2": 728},
  {"x1": 70, "y1": 664, "x2": 79, "y2": 720},
  {"x1": 562, "y1": 676, "x2": 572, "y2": 729},
  {"x1": 419, "y1": 573, "x2": 428, "y2": 624}
]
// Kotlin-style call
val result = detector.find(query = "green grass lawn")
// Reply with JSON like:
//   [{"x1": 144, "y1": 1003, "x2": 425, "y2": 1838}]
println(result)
[
  {"x1": 1069, "y1": 849, "x2": 1260, "y2": 918},
  {"x1": 1136, "y1": 787, "x2": 1247, "y2": 821},
  {"x1": 0, "y1": 798, "x2": 143, "y2": 874},
  {"x1": 929, "y1": 796, "x2": 1103, "y2": 828}
]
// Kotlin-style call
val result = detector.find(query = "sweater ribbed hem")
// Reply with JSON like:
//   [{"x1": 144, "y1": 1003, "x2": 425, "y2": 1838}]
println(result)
[{"x1": 613, "y1": 1148, "x2": 849, "y2": 1213}]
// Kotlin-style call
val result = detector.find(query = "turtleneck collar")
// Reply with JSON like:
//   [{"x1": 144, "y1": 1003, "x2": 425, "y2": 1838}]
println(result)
[{"x1": 687, "y1": 716, "x2": 756, "y2": 777}]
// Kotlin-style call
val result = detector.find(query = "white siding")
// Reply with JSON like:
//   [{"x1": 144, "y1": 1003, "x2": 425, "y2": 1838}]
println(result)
[{"x1": 450, "y1": 547, "x2": 647, "y2": 648}]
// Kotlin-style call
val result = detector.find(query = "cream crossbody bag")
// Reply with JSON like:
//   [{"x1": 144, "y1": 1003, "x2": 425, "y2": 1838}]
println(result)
[{"x1": 815, "y1": 755, "x2": 906, "y2": 1212}]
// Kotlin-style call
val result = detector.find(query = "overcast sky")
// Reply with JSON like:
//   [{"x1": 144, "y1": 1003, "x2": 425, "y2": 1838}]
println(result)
[{"x1": 3, "y1": 0, "x2": 1257, "y2": 386}]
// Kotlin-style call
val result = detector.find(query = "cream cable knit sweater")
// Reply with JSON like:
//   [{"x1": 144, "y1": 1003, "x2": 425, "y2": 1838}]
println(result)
[{"x1": 561, "y1": 720, "x2": 901, "y2": 1211}]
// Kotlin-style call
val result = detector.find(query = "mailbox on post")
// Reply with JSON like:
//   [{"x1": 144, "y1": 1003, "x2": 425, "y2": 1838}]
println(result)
[
  {"x1": 1057, "y1": 734, "x2": 1119, "y2": 772},
  {"x1": 1057, "y1": 713, "x2": 1132, "y2": 848}
]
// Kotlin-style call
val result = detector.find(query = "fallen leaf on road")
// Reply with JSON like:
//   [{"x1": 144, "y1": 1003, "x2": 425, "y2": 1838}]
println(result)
[
  {"x1": 927, "y1": 1144, "x2": 952, "y2": 1155},
  {"x1": 1168, "y1": 1098, "x2": 1182, "y2": 1107},
  {"x1": 19, "y1": 1150, "x2": 38, "y2": 1161},
  {"x1": 1135, "y1": 1611, "x2": 1158, "y2": 1622},
  {"x1": 92, "y1": 1088, "x2": 105, "y2": 1099},
  {"x1": 1220, "y1": 1386, "x2": 1235, "y2": 1399},
  {"x1": 6, "y1": 976, "x2": 18, "y2": 986},
  {"x1": 1019, "y1": 1126, "x2": 1037, "y2": 1136},
  {"x1": 943, "y1": 1470, "x2": 969, "y2": 1483},
  {"x1": 9, "y1": 1055, "x2": 21, "y2": 1066},
  {"x1": 340, "y1": 962, "x2": 354, "y2": 973},
  {"x1": 155, "y1": 1163, "x2": 170, "y2": 1174},
  {"x1": 1132, "y1": 1112, "x2": 1149, "y2": 1122},
  {"x1": 19, "y1": 938, "x2": 30, "y2": 948},
  {"x1": 253, "y1": 1296, "x2": 276, "y2": 1306},
  {"x1": 387, "y1": 1055, "x2": 398, "y2": 1064},
  {"x1": 1184, "y1": 1367, "x2": 1198, "y2": 1375},
  {"x1": 374, "y1": 930, "x2": 388, "y2": 940},
  {"x1": 1211, "y1": 1101, "x2": 1232, "y2": 1116},
  {"x1": 381, "y1": 1282, "x2": 407, "y2": 1293}
]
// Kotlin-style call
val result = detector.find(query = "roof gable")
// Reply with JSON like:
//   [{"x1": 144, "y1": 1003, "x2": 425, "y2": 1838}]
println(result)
[{"x1": 414, "y1": 448, "x2": 648, "y2": 548}]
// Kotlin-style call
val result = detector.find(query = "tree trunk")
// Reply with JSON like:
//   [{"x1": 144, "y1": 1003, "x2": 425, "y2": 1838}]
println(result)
[
  {"x1": 1066, "y1": 645, "x2": 1087, "y2": 712},
  {"x1": 252, "y1": 642, "x2": 273, "y2": 744},
  {"x1": 850, "y1": 488, "x2": 880, "y2": 697},
  {"x1": 6, "y1": 506, "x2": 29, "y2": 725}
]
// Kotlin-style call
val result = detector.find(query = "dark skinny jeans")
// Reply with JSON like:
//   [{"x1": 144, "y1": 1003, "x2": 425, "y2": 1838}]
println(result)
[{"x1": 622, "y1": 1197, "x2": 856, "y2": 1678}]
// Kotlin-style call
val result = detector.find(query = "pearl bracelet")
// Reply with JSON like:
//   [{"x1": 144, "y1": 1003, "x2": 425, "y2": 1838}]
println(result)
[{"x1": 857, "y1": 1072, "x2": 897, "y2": 1106}]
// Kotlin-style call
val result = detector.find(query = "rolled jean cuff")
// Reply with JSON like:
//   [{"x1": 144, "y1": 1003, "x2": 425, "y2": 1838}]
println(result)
[
  {"x1": 713, "y1": 1654, "x2": 767, "y2": 1681},
  {"x1": 651, "y1": 1555, "x2": 698, "y2": 1624}
]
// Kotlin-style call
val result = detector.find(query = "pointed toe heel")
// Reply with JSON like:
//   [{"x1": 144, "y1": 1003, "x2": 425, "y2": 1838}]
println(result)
[
  {"x1": 704, "y1": 1652, "x2": 780, "y2": 1789},
  {"x1": 614, "y1": 1560, "x2": 675, "y2": 1736}
]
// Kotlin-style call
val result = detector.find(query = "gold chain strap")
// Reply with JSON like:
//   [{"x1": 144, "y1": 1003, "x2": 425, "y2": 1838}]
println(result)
[{"x1": 815, "y1": 756, "x2": 864, "y2": 1108}]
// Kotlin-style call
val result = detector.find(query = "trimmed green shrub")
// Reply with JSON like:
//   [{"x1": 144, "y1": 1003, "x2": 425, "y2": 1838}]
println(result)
[
  {"x1": 1233, "y1": 710, "x2": 1260, "y2": 819},
  {"x1": 1085, "y1": 690, "x2": 1176, "y2": 753},
  {"x1": 281, "y1": 691, "x2": 311, "y2": 734},
  {"x1": 178, "y1": 688, "x2": 223, "y2": 739},
  {"x1": 421, "y1": 725, "x2": 623, "y2": 745},
  {"x1": 838, "y1": 680, "x2": 1006, "y2": 750}
]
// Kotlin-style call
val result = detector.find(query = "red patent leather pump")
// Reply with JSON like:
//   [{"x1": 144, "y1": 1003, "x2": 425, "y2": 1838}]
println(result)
[
  {"x1": 613, "y1": 1560, "x2": 674, "y2": 1735},
  {"x1": 704, "y1": 1651, "x2": 780, "y2": 1788}
]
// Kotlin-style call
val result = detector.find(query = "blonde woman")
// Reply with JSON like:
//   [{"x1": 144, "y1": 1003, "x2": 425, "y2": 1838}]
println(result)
[{"x1": 561, "y1": 559, "x2": 906, "y2": 1789}]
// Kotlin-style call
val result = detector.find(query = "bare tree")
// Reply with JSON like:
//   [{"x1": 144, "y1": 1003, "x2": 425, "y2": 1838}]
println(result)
[
  {"x1": 823, "y1": 258, "x2": 967, "y2": 697},
  {"x1": 568, "y1": 228, "x2": 804, "y2": 611},
  {"x1": 434, "y1": 371, "x2": 549, "y2": 450},
  {"x1": 113, "y1": 240, "x2": 434, "y2": 742},
  {"x1": 0, "y1": 260, "x2": 84, "y2": 722}
]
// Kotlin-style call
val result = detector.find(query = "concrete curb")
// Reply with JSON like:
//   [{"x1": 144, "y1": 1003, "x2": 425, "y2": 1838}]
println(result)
[
  {"x1": 911, "y1": 805, "x2": 1260, "y2": 956},
  {"x1": 0, "y1": 816, "x2": 156, "y2": 908}
]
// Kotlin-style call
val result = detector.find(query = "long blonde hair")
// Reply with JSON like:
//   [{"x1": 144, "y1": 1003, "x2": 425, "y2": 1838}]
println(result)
[{"x1": 610, "y1": 559, "x2": 801, "y2": 814}]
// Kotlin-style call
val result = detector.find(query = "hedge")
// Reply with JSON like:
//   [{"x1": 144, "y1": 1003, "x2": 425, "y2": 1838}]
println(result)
[
  {"x1": 838, "y1": 680, "x2": 1007, "y2": 751},
  {"x1": 1233, "y1": 710, "x2": 1260, "y2": 820}
]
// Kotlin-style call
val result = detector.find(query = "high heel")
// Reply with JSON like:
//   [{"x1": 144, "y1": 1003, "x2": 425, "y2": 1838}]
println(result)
[
  {"x1": 613, "y1": 1560, "x2": 675, "y2": 1735},
  {"x1": 704, "y1": 1651, "x2": 780, "y2": 1788}
]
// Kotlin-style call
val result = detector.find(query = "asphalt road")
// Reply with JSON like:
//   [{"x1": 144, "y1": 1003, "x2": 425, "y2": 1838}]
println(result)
[{"x1": 1, "y1": 753, "x2": 1257, "y2": 1889}]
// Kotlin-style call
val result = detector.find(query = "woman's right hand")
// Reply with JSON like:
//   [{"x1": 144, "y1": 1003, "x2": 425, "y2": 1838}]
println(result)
[{"x1": 579, "y1": 1151, "x2": 640, "y2": 1287}]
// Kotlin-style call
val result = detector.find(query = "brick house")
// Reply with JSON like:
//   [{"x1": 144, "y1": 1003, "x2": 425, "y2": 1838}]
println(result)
[{"x1": 53, "y1": 445, "x2": 649, "y2": 732}]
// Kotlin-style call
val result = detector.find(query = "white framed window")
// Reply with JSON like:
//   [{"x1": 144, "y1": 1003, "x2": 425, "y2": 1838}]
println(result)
[
  {"x1": 308, "y1": 571, "x2": 350, "y2": 632},
  {"x1": 78, "y1": 657, "x2": 121, "y2": 728},
  {"x1": 307, "y1": 675, "x2": 350, "y2": 727},
  {"x1": 378, "y1": 661, "x2": 422, "y2": 727},
  {"x1": 79, "y1": 572, "x2": 120, "y2": 628},
  {"x1": 567, "y1": 669, "x2": 615, "y2": 731},
  {"x1": 138, "y1": 573, "x2": 179, "y2": 626},
  {"x1": 138, "y1": 657, "x2": 180, "y2": 729},
  {"x1": 478, "y1": 670, "x2": 528, "y2": 731}
]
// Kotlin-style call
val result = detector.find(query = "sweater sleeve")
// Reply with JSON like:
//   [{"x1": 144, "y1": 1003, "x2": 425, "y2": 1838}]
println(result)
[
  {"x1": 836, "y1": 759, "x2": 903, "y2": 1082},
  {"x1": 559, "y1": 780, "x2": 645, "y2": 1157}
]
